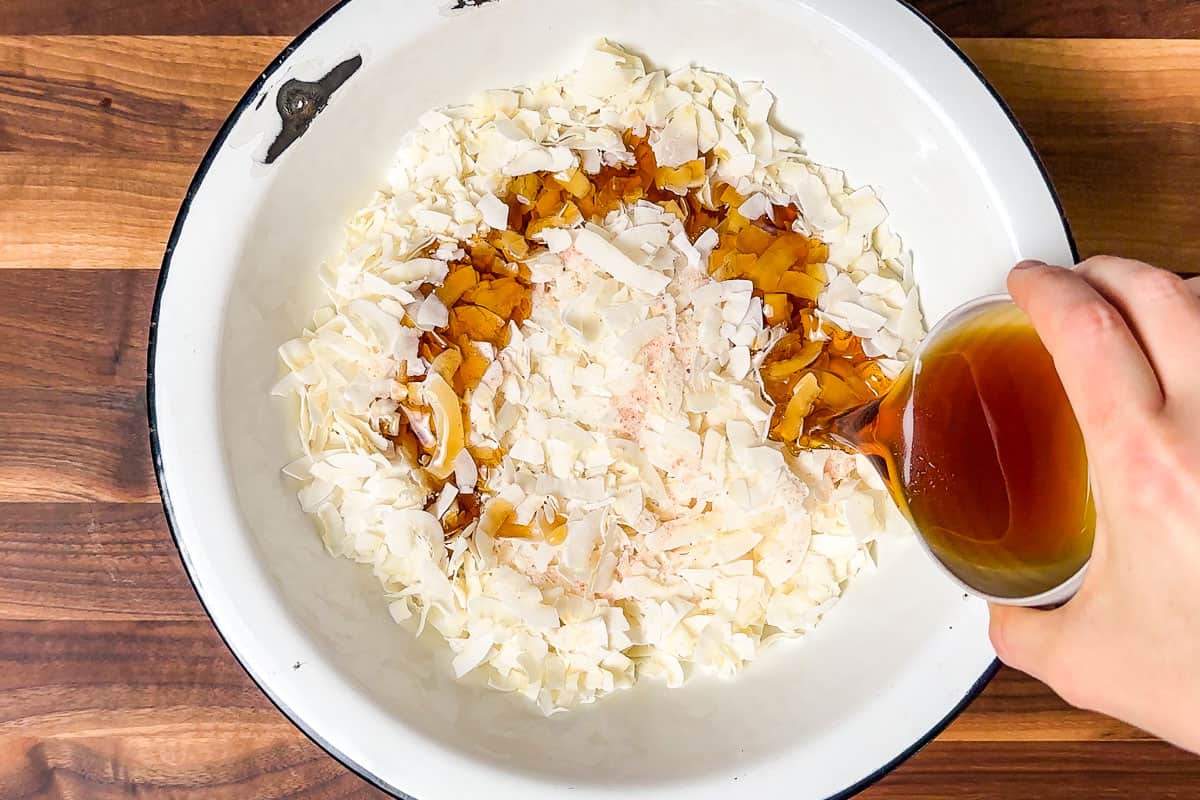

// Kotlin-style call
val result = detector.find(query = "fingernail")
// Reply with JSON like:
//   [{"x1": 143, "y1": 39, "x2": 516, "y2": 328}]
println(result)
[{"x1": 1013, "y1": 259, "x2": 1047, "y2": 271}]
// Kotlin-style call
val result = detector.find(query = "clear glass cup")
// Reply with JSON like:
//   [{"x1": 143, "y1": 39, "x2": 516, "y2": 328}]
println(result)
[{"x1": 825, "y1": 294, "x2": 1094, "y2": 607}]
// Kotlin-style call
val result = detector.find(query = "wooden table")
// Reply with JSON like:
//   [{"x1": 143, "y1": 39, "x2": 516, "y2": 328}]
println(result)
[{"x1": 1, "y1": 1, "x2": 1198, "y2": 797}]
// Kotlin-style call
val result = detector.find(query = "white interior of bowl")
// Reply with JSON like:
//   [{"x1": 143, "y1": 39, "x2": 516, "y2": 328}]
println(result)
[{"x1": 151, "y1": 1, "x2": 1072, "y2": 798}]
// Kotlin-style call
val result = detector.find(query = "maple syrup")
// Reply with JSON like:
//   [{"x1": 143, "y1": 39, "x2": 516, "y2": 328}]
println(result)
[{"x1": 823, "y1": 298, "x2": 1095, "y2": 599}]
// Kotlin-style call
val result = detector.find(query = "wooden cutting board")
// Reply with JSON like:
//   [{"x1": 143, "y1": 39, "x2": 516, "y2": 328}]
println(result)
[{"x1": 1, "y1": 2, "x2": 1197, "y2": 797}]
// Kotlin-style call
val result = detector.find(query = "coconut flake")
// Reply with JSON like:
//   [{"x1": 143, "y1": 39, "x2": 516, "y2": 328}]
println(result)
[
  {"x1": 573, "y1": 229, "x2": 671, "y2": 295},
  {"x1": 477, "y1": 192, "x2": 510, "y2": 230}
]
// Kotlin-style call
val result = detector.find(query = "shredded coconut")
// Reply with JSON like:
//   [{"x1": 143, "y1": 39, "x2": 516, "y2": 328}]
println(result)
[{"x1": 274, "y1": 42, "x2": 923, "y2": 714}]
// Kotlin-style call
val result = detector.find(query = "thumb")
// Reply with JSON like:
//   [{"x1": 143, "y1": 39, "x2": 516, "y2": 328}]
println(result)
[{"x1": 988, "y1": 603, "x2": 1066, "y2": 680}]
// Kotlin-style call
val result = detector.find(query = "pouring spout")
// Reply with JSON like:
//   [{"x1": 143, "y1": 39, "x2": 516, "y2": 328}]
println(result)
[{"x1": 813, "y1": 396, "x2": 883, "y2": 453}]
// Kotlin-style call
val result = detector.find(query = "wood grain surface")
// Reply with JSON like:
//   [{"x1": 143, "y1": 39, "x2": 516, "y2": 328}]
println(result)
[{"x1": 0, "y1": 1, "x2": 1197, "y2": 798}]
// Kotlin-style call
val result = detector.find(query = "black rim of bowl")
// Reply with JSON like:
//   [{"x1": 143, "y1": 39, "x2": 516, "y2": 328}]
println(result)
[{"x1": 146, "y1": 1, "x2": 1075, "y2": 798}]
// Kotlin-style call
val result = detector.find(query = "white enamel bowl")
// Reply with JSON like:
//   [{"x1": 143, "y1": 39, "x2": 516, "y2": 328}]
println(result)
[{"x1": 149, "y1": 1, "x2": 1074, "y2": 798}]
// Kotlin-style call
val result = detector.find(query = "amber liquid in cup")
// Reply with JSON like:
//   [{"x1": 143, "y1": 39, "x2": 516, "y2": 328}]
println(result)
[{"x1": 822, "y1": 299, "x2": 1095, "y2": 600}]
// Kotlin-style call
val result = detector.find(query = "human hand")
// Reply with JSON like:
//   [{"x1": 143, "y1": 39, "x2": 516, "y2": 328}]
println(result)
[{"x1": 989, "y1": 256, "x2": 1200, "y2": 754}]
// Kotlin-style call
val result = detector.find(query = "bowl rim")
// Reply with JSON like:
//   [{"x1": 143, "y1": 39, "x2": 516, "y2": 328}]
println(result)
[{"x1": 147, "y1": 1, "x2": 1075, "y2": 797}]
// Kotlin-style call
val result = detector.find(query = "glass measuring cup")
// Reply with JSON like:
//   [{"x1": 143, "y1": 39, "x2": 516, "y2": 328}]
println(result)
[{"x1": 821, "y1": 295, "x2": 1094, "y2": 607}]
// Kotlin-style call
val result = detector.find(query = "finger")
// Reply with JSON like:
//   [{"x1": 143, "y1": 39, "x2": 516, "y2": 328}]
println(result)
[
  {"x1": 1074, "y1": 257, "x2": 1200, "y2": 401},
  {"x1": 988, "y1": 603, "x2": 1073, "y2": 681},
  {"x1": 1008, "y1": 262, "x2": 1164, "y2": 439},
  {"x1": 1187, "y1": 275, "x2": 1200, "y2": 295},
  {"x1": 989, "y1": 603, "x2": 1101, "y2": 710}
]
